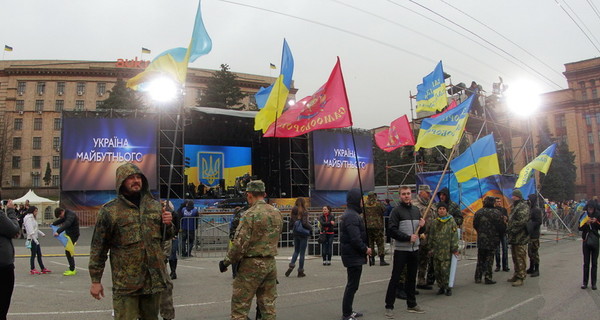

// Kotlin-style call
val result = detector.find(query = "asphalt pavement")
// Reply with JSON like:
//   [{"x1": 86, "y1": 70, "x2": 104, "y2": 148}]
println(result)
[{"x1": 7, "y1": 228, "x2": 600, "y2": 320}]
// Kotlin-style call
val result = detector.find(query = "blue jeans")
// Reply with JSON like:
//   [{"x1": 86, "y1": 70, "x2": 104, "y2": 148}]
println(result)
[
  {"x1": 321, "y1": 234, "x2": 334, "y2": 261},
  {"x1": 30, "y1": 241, "x2": 45, "y2": 270},
  {"x1": 169, "y1": 238, "x2": 179, "y2": 261},
  {"x1": 495, "y1": 234, "x2": 509, "y2": 269},
  {"x1": 290, "y1": 236, "x2": 308, "y2": 270}
]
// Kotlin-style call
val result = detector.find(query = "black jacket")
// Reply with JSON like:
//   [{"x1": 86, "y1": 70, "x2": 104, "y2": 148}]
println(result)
[
  {"x1": 527, "y1": 195, "x2": 542, "y2": 239},
  {"x1": 52, "y1": 209, "x2": 80, "y2": 242},
  {"x1": 340, "y1": 189, "x2": 368, "y2": 267},
  {"x1": 0, "y1": 208, "x2": 20, "y2": 268}
]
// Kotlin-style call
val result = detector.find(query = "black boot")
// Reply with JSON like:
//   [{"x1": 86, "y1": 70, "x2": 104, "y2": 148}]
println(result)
[
  {"x1": 531, "y1": 264, "x2": 539, "y2": 277},
  {"x1": 169, "y1": 259, "x2": 177, "y2": 280},
  {"x1": 526, "y1": 261, "x2": 534, "y2": 274},
  {"x1": 380, "y1": 256, "x2": 390, "y2": 266},
  {"x1": 369, "y1": 255, "x2": 375, "y2": 266}
]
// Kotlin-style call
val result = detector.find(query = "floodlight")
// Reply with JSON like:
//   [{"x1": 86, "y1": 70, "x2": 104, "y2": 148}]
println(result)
[
  {"x1": 147, "y1": 77, "x2": 179, "y2": 103},
  {"x1": 505, "y1": 79, "x2": 542, "y2": 118}
]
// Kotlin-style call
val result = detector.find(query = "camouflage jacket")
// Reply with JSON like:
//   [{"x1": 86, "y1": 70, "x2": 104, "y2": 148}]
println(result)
[
  {"x1": 413, "y1": 195, "x2": 436, "y2": 247},
  {"x1": 437, "y1": 200, "x2": 463, "y2": 227},
  {"x1": 364, "y1": 200, "x2": 385, "y2": 230},
  {"x1": 224, "y1": 199, "x2": 283, "y2": 265},
  {"x1": 89, "y1": 163, "x2": 174, "y2": 295},
  {"x1": 473, "y1": 206, "x2": 506, "y2": 250},
  {"x1": 507, "y1": 199, "x2": 530, "y2": 245},
  {"x1": 428, "y1": 216, "x2": 459, "y2": 260}
]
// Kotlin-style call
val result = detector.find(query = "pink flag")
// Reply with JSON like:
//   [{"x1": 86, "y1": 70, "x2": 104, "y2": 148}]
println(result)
[
  {"x1": 374, "y1": 115, "x2": 415, "y2": 152},
  {"x1": 263, "y1": 58, "x2": 352, "y2": 137}
]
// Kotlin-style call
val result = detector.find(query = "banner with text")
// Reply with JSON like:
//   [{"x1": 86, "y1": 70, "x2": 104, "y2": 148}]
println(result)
[
  {"x1": 61, "y1": 118, "x2": 158, "y2": 191},
  {"x1": 312, "y1": 131, "x2": 374, "y2": 191}
]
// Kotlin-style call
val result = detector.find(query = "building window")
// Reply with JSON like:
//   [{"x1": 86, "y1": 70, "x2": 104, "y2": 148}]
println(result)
[
  {"x1": 197, "y1": 88, "x2": 203, "y2": 100},
  {"x1": 53, "y1": 137, "x2": 60, "y2": 150},
  {"x1": 593, "y1": 88, "x2": 598, "y2": 99},
  {"x1": 76, "y1": 82, "x2": 86, "y2": 95},
  {"x1": 11, "y1": 176, "x2": 20, "y2": 187},
  {"x1": 33, "y1": 118, "x2": 42, "y2": 130},
  {"x1": 32, "y1": 156, "x2": 41, "y2": 169},
  {"x1": 12, "y1": 156, "x2": 20, "y2": 169},
  {"x1": 585, "y1": 114, "x2": 592, "y2": 126},
  {"x1": 52, "y1": 175, "x2": 60, "y2": 187},
  {"x1": 96, "y1": 100, "x2": 104, "y2": 109},
  {"x1": 54, "y1": 118, "x2": 61, "y2": 130},
  {"x1": 55, "y1": 100, "x2": 64, "y2": 112},
  {"x1": 52, "y1": 156, "x2": 60, "y2": 169},
  {"x1": 17, "y1": 81, "x2": 26, "y2": 95},
  {"x1": 32, "y1": 175, "x2": 40, "y2": 187},
  {"x1": 16, "y1": 100, "x2": 24, "y2": 111},
  {"x1": 57, "y1": 82, "x2": 65, "y2": 95},
  {"x1": 557, "y1": 114, "x2": 566, "y2": 128},
  {"x1": 32, "y1": 137, "x2": 42, "y2": 150},
  {"x1": 37, "y1": 82, "x2": 46, "y2": 95},
  {"x1": 35, "y1": 100, "x2": 44, "y2": 112},
  {"x1": 591, "y1": 150, "x2": 595, "y2": 163},
  {"x1": 13, "y1": 137, "x2": 21, "y2": 150},
  {"x1": 14, "y1": 118, "x2": 23, "y2": 131},
  {"x1": 75, "y1": 100, "x2": 84, "y2": 111},
  {"x1": 97, "y1": 83, "x2": 106, "y2": 96}
]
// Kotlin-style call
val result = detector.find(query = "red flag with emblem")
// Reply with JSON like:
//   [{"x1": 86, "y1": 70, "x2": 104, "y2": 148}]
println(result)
[
  {"x1": 374, "y1": 115, "x2": 415, "y2": 152},
  {"x1": 263, "y1": 57, "x2": 352, "y2": 137}
]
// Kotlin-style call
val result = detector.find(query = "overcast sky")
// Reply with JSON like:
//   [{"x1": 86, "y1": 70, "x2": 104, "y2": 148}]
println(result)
[{"x1": 2, "y1": 0, "x2": 599, "y2": 129}]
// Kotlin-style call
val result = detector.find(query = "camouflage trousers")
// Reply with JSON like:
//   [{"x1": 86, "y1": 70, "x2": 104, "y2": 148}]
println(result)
[
  {"x1": 475, "y1": 248, "x2": 495, "y2": 281},
  {"x1": 159, "y1": 260, "x2": 175, "y2": 319},
  {"x1": 113, "y1": 293, "x2": 161, "y2": 320},
  {"x1": 367, "y1": 228, "x2": 385, "y2": 257},
  {"x1": 511, "y1": 245, "x2": 527, "y2": 280},
  {"x1": 417, "y1": 245, "x2": 434, "y2": 286},
  {"x1": 528, "y1": 238, "x2": 540, "y2": 265},
  {"x1": 433, "y1": 255, "x2": 452, "y2": 290},
  {"x1": 231, "y1": 257, "x2": 277, "y2": 320}
]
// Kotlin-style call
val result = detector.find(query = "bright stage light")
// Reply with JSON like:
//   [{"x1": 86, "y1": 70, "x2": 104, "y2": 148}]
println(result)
[
  {"x1": 147, "y1": 77, "x2": 179, "y2": 102},
  {"x1": 288, "y1": 99, "x2": 296, "y2": 106},
  {"x1": 505, "y1": 80, "x2": 542, "y2": 118}
]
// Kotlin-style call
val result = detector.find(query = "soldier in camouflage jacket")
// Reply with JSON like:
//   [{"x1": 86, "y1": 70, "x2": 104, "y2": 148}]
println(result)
[
  {"x1": 436, "y1": 187, "x2": 463, "y2": 227},
  {"x1": 428, "y1": 202, "x2": 459, "y2": 296},
  {"x1": 506, "y1": 189, "x2": 530, "y2": 286},
  {"x1": 473, "y1": 196, "x2": 506, "y2": 284},
  {"x1": 89, "y1": 163, "x2": 174, "y2": 319},
  {"x1": 364, "y1": 192, "x2": 389, "y2": 265},
  {"x1": 413, "y1": 185, "x2": 436, "y2": 288}
]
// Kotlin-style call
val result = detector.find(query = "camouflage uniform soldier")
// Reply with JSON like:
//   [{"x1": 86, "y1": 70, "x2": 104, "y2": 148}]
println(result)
[
  {"x1": 364, "y1": 192, "x2": 389, "y2": 266},
  {"x1": 436, "y1": 188, "x2": 463, "y2": 227},
  {"x1": 428, "y1": 202, "x2": 459, "y2": 296},
  {"x1": 219, "y1": 180, "x2": 283, "y2": 320},
  {"x1": 526, "y1": 194, "x2": 542, "y2": 277},
  {"x1": 473, "y1": 196, "x2": 506, "y2": 284},
  {"x1": 413, "y1": 185, "x2": 437, "y2": 289},
  {"x1": 506, "y1": 189, "x2": 530, "y2": 287},
  {"x1": 89, "y1": 163, "x2": 174, "y2": 320}
]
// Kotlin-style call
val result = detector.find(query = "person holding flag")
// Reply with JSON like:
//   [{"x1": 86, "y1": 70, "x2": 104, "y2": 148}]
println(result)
[
  {"x1": 52, "y1": 207, "x2": 80, "y2": 276},
  {"x1": 579, "y1": 201, "x2": 599, "y2": 290}
]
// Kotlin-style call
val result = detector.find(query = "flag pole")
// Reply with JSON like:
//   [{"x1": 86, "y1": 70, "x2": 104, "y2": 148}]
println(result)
[
  {"x1": 466, "y1": 136, "x2": 484, "y2": 199},
  {"x1": 423, "y1": 141, "x2": 460, "y2": 221},
  {"x1": 350, "y1": 125, "x2": 372, "y2": 266}
]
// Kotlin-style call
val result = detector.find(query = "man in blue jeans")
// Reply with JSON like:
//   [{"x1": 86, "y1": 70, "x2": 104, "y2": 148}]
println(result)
[
  {"x1": 494, "y1": 198, "x2": 510, "y2": 272},
  {"x1": 180, "y1": 200, "x2": 198, "y2": 257},
  {"x1": 384, "y1": 186, "x2": 425, "y2": 319}
]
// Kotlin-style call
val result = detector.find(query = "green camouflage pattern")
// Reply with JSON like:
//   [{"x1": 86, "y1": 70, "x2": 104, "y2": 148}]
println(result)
[
  {"x1": 224, "y1": 200, "x2": 283, "y2": 264},
  {"x1": 89, "y1": 163, "x2": 174, "y2": 296},
  {"x1": 473, "y1": 207, "x2": 506, "y2": 250},
  {"x1": 507, "y1": 199, "x2": 530, "y2": 245},
  {"x1": 436, "y1": 201, "x2": 463, "y2": 227},
  {"x1": 511, "y1": 244, "x2": 527, "y2": 280},
  {"x1": 159, "y1": 268, "x2": 175, "y2": 319},
  {"x1": 231, "y1": 257, "x2": 277, "y2": 320},
  {"x1": 113, "y1": 293, "x2": 160, "y2": 320},
  {"x1": 367, "y1": 228, "x2": 385, "y2": 257},
  {"x1": 429, "y1": 216, "x2": 458, "y2": 289},
  {"x1": 413, "y1": 194, "x2": 437, "y2": 247},
  {"x1": 528, "y1": 238, "x2": 540, "y2": 264},
  {"x1": 475, "y1": 248, "x2": 496, "y2": 281},
  {"x1": 364, "y1": 198, "x2": 385, "y2": 230}
]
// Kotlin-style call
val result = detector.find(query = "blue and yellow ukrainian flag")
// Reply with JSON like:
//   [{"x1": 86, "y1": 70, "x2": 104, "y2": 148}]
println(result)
[
  {"x1": 51, "y1": 225, "x2": 75, "y2": 256},
  {"x1": 579, "y1": 212, "x2": 589, "y2": 227},
  {"x1": 4, "y1": 45, "x2": 13, "y2": 52},
  {"x1": 127, "y1": 0, "x2": 212, "y2": 89},
  {"x1": 141, "y1": 47, "x2": 151, "y2": 54},
  {"x1": 414, "y1": 95, "x2": 474, "y2": 151},
  {"x1": 254, "y1": 39, "x2": 294, "y2": 133},
  {"x1": 450, "y1": 134, "x2": 500, "y2": 183},
  {"x1": 270, "y1": 63, "x2": 277, "y2": 69},
  {"x1": 515, "y1": 143, "x2": 557, "y2": 188},
  {"x1": 416, "y1": 61, "x2": 447, "y2": 113}
]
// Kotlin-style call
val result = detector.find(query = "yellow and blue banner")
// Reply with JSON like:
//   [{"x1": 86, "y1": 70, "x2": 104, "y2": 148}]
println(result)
[
  {"x1": 4, "y1": 45, "x2": 13, "y2": 52},
  {"x1": 415, "y1": 95, "x2": 474, "y2": 151},
  {"x1": 416, "y1": 61, "x2": 447, "y2": 113},
  {"x1": 127, "y1": 0, "x2": 212, "y2": 89},
  {"x1": 141, "y1": 47, "x2": 151, "y2": 54},
  {"x1": 515, "y1": 143, "x2": 557, "y2": 188},
  {"x1": 270, "y1": 63, "x2": 277, "y2": 69},
  {"x1": 450, "y1": 133, "x2": 500, "y2": 183},
  {"x1": 184, "y1": 144, "x2": 252, "y2": 188},
  {"x1": 51, "y1": 225, "x2": 75, "y2": 256},
  {"x1": 579, "y1": 212, "x2": 589, "y2": 227},
  {"x1": 254, "y1": 39, "x2": 294, "y2": 133}
]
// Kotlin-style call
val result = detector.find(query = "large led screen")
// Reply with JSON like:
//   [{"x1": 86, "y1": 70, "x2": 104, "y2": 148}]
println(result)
[
  {"x1": 61, "y1": 118, "x2": 158, "y2": 191},
  {"x1": 312, "y1": 131, "x2": 374, "y2": 191},
  {"x1": 184, "y1": 145, "x2": 252, "y2": 188}
]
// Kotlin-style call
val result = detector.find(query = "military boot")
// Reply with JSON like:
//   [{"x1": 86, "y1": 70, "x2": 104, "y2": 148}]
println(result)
[
  {"x1": 169, "y1": 259, "x2": 177, "y2": 280},
  {"x1": 531, "y1": 264, "x2": 540, "y2": 277},
  {"x1": 297, "y1": 269, "x2": 306, "y2": 277},
  {"x1": 380, "y1": 256, "x2": 390, "y2": 266},
  {"x1": 507, "y1": 276, "x2": 518, "y2": 282},
  {"x1": 526, "y1": 261, "x2": 534, "y2": 274},
  {"x1": 512, "y1": 279, "x2": 524, "y2": 287}
]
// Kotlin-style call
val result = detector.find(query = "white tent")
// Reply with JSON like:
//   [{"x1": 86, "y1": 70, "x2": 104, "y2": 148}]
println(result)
[{"x1": 13, "y1": 189, "x2": 59, "y2": 225}]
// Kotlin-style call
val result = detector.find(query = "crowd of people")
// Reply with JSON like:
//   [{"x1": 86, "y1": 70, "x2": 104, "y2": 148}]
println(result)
[{"x1": 2, "y1": 167, "x2": 600, "y2": 320}]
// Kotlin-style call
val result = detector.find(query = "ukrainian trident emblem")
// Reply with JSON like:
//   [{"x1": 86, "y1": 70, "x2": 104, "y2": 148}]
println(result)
[{"x1": 198, "y1": 152, "x2": 224, "y2": 186}]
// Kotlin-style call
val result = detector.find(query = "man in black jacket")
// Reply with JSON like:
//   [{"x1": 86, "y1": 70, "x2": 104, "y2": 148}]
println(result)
[
  {"x1": 385, "y1": 186, "x2": 426, "y2": 319},
  {"x1": 340, "y1": 188, "x2": 372, "y2": 320},
  {"x1": 526, "y1": 194, "x2": 542, "y2": 277},
  {"x1": 0, "y1": 200, "x2": 20, "y2": 319},
  {"x1": 52, "y1": 207, "x2": 80, "y2": 276}
]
